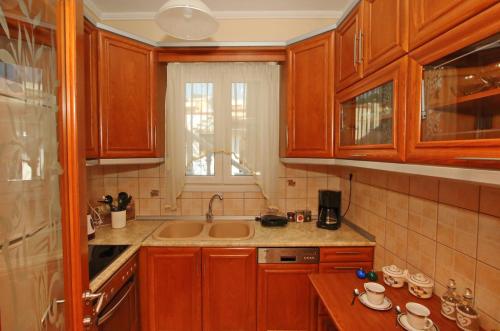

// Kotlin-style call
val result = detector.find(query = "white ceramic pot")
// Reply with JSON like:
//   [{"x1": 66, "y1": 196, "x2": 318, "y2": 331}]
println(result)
[
  {"x1": 382, "y1": 265, "x2": 407, "y2": 288},
  {"x1": 111, "y1": 210, "x2": 127, "y2": 229},
  {"x1": 407, "y1": 273, "x2": 434, "y2": 299}
]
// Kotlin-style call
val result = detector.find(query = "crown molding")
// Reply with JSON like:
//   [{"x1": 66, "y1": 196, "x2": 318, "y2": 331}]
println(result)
[{"x1": 83, "y1": 0, "x2": 102, "y2": 19}]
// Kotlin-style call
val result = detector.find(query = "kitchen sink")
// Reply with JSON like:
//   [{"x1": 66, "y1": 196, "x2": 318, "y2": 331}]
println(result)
[
  {"x1": 153, "y1": 221, "x2": 205, "y2": 239},
  {"x1": 208, "y1": 221, "x2": 254, "y2": 240}
]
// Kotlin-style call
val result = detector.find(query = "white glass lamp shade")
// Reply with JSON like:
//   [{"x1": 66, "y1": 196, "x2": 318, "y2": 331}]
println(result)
[{"x1": 155, "y1": 0, "x2": 219, "y2": 40}]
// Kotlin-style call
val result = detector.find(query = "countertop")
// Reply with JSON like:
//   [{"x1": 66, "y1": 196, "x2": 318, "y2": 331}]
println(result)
[
  {"x1": 88, "y1": 219, "x2": 374, "y2": 291},
  {"x1": 309, "y1": 272, "x2": 475, "y2": 331}
]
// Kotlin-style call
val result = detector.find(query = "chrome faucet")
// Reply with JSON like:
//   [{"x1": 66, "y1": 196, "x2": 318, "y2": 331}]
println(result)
[{"x1": 206, "y1": 193, "x2": 223, "y2": 222}]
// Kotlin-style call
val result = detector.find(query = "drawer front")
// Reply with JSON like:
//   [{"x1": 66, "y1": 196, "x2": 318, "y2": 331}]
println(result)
[
  {"x1": 319, "y1": 262, "x2": 373, "y2": 274},
  {"x1": 320, "y1": 247, "x2": 374, "y2": 263}
]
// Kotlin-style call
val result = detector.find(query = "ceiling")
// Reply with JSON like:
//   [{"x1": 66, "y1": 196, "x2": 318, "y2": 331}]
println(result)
[{"x1": 85, "y1": 0, "x2": 352, "y2": 19}]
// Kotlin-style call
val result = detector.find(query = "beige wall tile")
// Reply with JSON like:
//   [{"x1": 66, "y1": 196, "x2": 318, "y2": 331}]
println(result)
[
  {"x1": 475, "y1": 262, "x2": 500, "y2": 323},
  {"x1": 139, "y1": 164, "x2": 160, "y2": 178},
  {"x1": 407, "y1": 231, "x2": 436, "y2": 278},
  {"x1": 369, "y1": 170, "x2": 388, "y2": 189},
  {"x1": 160, "y1": 199, "x2": 181, "y2": 216},
  {"x1": 181, "y1": 198, "x2": 203, "y2": 216},
  {"x1": 158, "y1": 162, "x2": 166, "y2": 177},
  {"x1": 285, "y1": 198, "x2": 307, "y2": 213},
  {"x1": 276, "y1": 178, "x2": 287, "y2": 199},
  {"x1": 384, "y1": 250, "x2": 406, "y2": 269},
  {"x1": 103, "y1": 177, "x2": 118, "y2": 196},
  {"x1": 224, "y1": 199, "x2": 245, "y2": 216},
  {"x1": 477, "y1": 309, "x2": 500, "y2": 331},
  {"x1": 439, "y1": 180, "x2": 480, "y2": 211},
  {"x1": 117, "y1": 178, "x2": 139, "y2": 198},
  {"x1": 435, "y1": 244, "x2": 476, "y2": 291},
  {"x1": 138, "y1": 178, "x2": 160, "y2": 199},
  {"x1": 115, "y1": 165, "x2": 139, "y2": 178},
  {"x1": 285, "y1": 164, "x2": 308, "y2": 178},
  {"x1": 102, "y1": 165, "x2": 117, "y2": 178},
  {"x1": 307, "y1": 198, "x2": 319, "y2": 214},
  {"x1": 368, "y1": 186, "x2": 387, "y2": 218},
  {"x1": 307, "y1": 177, "x2": 328, "y2": 198},
  {"x1": 479, "y1": 186, "x2": 500, "y2": 218},
  {"x1": 409, "y1": 175, "x2": 439, "y2": 201},
  {"x1": 385, "y1": 220, "x2": 407, "y2": 261},
  {"x1": 327, "y1": 176, "x2": 340, "y2": 190},
  {"x1": 386, "y1": 191, "x2": 409, "y2": 227},
  {"x1": 477, "y1": 213, "x2": 500, "y2": 269},
  {"x1": 437, "y1": 204, "x2": 478, "y2": 258},
  {"x1": 138, "y1": 198, "x2": 161, "y2": 216},
  {"x1": 286, "y1": 178, "x2": 307, "y2": 199},
  {"x1": 374, "y1": 244, "x2": 385, "y2": 271},
  {"x1": 202, "y1": 198, "x2": 223, "y2": 216},
  {"x1": 387, "y1": 173, "x2": 410, "y2": 194},
  {"x1": 307, "y1": 165, "x2": 329, "y2": 177},
  {"x1": 244, "y1": 192, "x2": 264, "y2": 199},
  {"x1": 244, "y1": 198, "x2": 267, "y2": 216},
  {"x1": 408, "y1": 196, "x2": 438, "y2": 240},
  {"x1": 181, "y1": 192, "x2": 202, "y2": 199},
  {"x1": 366, "y1": 211, "x2": 386, "y2": 246},
  {"x1": 222, "y1": 192, "x2": 244, "y2": 199}
]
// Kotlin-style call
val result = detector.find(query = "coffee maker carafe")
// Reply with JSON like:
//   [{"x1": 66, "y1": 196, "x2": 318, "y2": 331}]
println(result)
[{"x1": 317, "y1": 190, "x2": 341, "y2": 230}]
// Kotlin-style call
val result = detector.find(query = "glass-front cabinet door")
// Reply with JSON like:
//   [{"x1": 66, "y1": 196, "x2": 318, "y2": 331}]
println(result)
[
  {"x1": 407, "y1": 4, "x2": 500, "y2": 168},
  {"x1": 334, "y1": 56, "x2": 407, "y2": 161}
]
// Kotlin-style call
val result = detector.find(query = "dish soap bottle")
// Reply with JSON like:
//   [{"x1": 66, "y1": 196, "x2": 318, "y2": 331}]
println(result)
[
  {"x1": 441, "y1": 278, "x2": 459, "y2": 320},
  {"x1": 456, "y1": 288, "x2": 479, "y2": 331}
]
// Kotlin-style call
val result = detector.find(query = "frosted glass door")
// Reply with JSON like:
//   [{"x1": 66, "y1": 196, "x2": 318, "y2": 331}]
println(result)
[{"x1": 0, "y1": 1, "x2": 65, "y2": 330}]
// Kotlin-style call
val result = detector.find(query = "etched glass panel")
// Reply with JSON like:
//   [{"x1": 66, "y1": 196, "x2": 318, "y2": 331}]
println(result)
[
  {"x1": 340, "y1": 81, "x2": 394, "y2": 146},
  {"x1": 0, "y1": 1, "x2": 65, "y2": 330},
  {"x1": 421, "y1": 33, "x2": 500, "y2": 141}
]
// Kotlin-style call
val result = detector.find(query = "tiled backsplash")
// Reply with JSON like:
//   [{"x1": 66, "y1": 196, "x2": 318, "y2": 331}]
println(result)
[{"x1": 87, "y1": 162, "x2": 499, "y2": 330}]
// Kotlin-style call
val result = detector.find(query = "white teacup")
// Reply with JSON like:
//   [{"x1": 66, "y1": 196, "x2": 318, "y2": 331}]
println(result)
[
  {"x1": 364, "y1": 282, "x2": 385, "y2": 305},
  {"x1": 406, "y1": 302, "x2": 434, "y2": 330}
]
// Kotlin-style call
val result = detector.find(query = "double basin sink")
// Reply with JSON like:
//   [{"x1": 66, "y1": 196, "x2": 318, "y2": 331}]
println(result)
[{"x1": 152, "y1": 220, "x2": 255, "y2": 240}]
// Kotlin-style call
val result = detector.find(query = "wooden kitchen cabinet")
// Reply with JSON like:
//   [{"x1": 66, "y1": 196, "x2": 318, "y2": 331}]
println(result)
[
  {"x1": 140, "y1": 247, "x2": 202, "y2": 331},
  {"x1": 202, "y1": 248, "x2": 256, "y2": 331},
  {"x1": 317, "y1": 314, "x2": 336, "y2": 331},
  {"x1": 84, "y1": 20, "x2": 99, "y2": 159},
  {"x1": 319, "y1": 246, "x2": 374, "y2": 273},
  {"x1": 406, "y1": 4, "x2": 500, "y2": 168},
  {"x1": 98, "y1": 30, "x2": 163, "y2": 158},
  {"x1": 257, "y1": 264, "x2": 318, "y2": 331},
  {"x1": 334, "y1": 56, "x2": 408, "y2": 162},
  {"x1": 335, "y1": 5, "x2": 363, "y2": 92},
  {"x1": 409, "y1": 0, "x2": 497, "y2": 50},
  {"x1": 99, "y1": 280, "x2": 138, "y2": 331},
  {"x1": 362, "y1": 0, "x2": 408, "y2": 76},
  {"x1": 283, "y1": 31, "x2": 334, "y2": 158}
]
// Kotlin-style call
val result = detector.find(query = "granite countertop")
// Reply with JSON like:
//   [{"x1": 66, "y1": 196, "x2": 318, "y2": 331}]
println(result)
[{"x1": 88, "y1": 218, "x2": 374, "y2": 291}]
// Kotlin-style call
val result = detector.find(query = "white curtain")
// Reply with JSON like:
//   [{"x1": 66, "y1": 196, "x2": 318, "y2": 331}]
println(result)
[{"x1": 164, "y1": 62, "x2": 281, "y2": 210}]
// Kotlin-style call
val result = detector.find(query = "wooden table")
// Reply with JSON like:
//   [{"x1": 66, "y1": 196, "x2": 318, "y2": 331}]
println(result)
[{"x1": 309, "y1": 272, "x2": 468, "y2": 331}]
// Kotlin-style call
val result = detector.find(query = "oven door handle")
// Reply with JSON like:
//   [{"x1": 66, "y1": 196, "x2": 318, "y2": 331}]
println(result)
[{"x1": 97, "y1": 280, "x2": 134, "y2": 326}]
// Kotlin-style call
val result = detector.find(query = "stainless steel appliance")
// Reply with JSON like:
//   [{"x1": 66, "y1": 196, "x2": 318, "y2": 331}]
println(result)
[
  {"x1": 257, "y1": 247, "x2": 319, "y2": 264},
  {"x1": 317, "y1": 190, "x2": 342, "y2": 230}
]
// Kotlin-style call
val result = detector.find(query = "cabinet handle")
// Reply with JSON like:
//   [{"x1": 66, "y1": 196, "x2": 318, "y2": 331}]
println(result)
[
  {"x1": 333, "y1": 266, "x2": 361, "y2": 270},
  {"x1": 335, "y1": 251, "x2": 361, "y2": 255},
  {"x1": 353, "y1": 33, "x2": 358, "y2": 69},
  {"x1": 358, "y1": 32, "x2": 363, "y2": 64},
  {"x1": 455, "y1": 157, "x2": 500, "y2": 161},
  {"x1": 350, "y1": 154, "x2": 367, "y2": 157}
]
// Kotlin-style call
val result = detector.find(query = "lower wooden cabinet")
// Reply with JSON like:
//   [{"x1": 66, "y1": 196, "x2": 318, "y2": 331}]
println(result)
[
  {"x1": 202, "y1": 248, "x2": 257, "y2": 331},
  {"x1": 317, "y1": 314, "x2": 337, "y2": 331},
  {"x1": 99, "y1": 280, "x2": 138, "y2": 331},
  {"x1": 140, "y1": 247, "x2": 202, "y2": 331},
  {"x1": 257, "y1": 264, "x2": 318, "y2": 331}
]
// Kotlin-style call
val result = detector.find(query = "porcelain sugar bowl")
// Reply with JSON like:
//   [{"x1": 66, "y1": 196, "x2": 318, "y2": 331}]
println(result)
[
  {"x1": 407, "y1": 272, "x2": 434, "y2": 299},
  {"x1": 382, "y1": 265, "x2": 407, "y2": 288}
]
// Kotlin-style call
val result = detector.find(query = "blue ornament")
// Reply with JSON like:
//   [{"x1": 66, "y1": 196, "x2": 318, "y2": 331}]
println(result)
[{"x1": 356, "y1": 268, "x2": 366, "y2": 279}]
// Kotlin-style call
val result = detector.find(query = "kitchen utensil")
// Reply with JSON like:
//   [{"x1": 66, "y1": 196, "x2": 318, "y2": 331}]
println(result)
[
  {"x1": 396, "y1": 305, "x2": 402, "y2": 327},
  {"x1": 351, "y1": 288, "x2": 360, "y2": 305}
]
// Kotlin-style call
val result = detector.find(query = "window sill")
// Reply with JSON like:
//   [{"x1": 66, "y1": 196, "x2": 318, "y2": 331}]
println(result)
[{"x1": 183, "y1": 183, "x2": 261, "y2": 192}]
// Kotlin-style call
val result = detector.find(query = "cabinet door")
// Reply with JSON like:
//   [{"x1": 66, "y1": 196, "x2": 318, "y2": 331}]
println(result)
[
  {"x1": 285, "y1": 32, "x2": 334, "y2": 157},
  {"x1": 362, "y1": 0, "x2": 408, "y2": 75},
  {"x1": 317, "y1": 315, "x2": 337, "y2": 331},
  {"x1": 257, "y1": 264, "x2": 318, "y2": 331},
  {"x1": 98, "y1": 31, "x2": 159, "y2": 158},
  {"x1": 84, "y1": 20, "x2": 99, "y2": 159},
  {"x1": 409, "y1": 0, "x2": 496, "y2": 50},
  {"x1": 202, "y1": 248, "x2": 256, "y2": 331},
  {"x1": 335, "y1": 5, "x2": 363, "y2": 92},
  {"x1": 335, "y1": 56, "x2": 407, "y2": 162},
  {"x1": 99, "y1": 280, "x2": 138, "y2": 331},
  {"x1": 407, "y1": 5, "x2": 500, "y2": 168},
  {"x1": 140, "y1": 247, "x2": 202, "y2": 331}
]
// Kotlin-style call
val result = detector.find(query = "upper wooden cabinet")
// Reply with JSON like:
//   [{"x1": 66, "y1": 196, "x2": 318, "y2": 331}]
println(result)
[
  {"x1": 98, "y1": 31, "x2": 164, "y2": 158},
  {"x1": 84, "y1": 20, "x2": 99, "y2": 159},
  {"x1": 406, "y1": 4, "x2": 500, "y2": 168},
  {"x1": 409, "y1": 0, "x2": 497, "y2": 50},
  {"x1": 362, "y1": 0, "x2": 408, "y2": 76},
  {"x1": 202, "y1": 248, "x2": 257, "y2": 331},
  {"x1": 283, "y1": 32, "x2": 334, "y2": 158},
  {"x1": 336, "y1": 0, "x2": 409, "y2": 91},
  {"x1": 335, "y1": 6, "x2": 363, "y2": 91},
  {"x1": 335, "y1": 56, "x2": 408, "y2": 162}
]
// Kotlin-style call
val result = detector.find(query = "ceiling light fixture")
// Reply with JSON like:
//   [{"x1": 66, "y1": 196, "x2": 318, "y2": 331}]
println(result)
[{"x1": 155, "y1": 0, "x2": 219, "y2": 40}]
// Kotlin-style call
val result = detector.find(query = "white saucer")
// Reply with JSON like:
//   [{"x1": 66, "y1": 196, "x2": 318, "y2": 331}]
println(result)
[
  {"x1": 397, "y1": 313, "x2": 439, "y2": 331},
  {"x1": 358, "y1": 292, "x2": 392, "y2": 311}
]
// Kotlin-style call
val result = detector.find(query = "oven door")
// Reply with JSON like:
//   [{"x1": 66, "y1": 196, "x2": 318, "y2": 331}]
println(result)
[{"x1": 97, "y1": 278, "x2": 138, "y2": 331}]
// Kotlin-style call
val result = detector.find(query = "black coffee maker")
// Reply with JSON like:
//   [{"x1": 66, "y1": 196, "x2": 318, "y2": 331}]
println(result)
[{"x1": 317, "y1": 190, "x2": 341, "y2": 230}]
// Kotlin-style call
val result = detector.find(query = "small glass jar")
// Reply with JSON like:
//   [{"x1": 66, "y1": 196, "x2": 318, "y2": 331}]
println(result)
[
  {"x1": 440, "y1": 279, "x2": 460, "y2": 320},
  {"x1": 456, "y1": 288, "x2": 479, "y2": 331}
]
